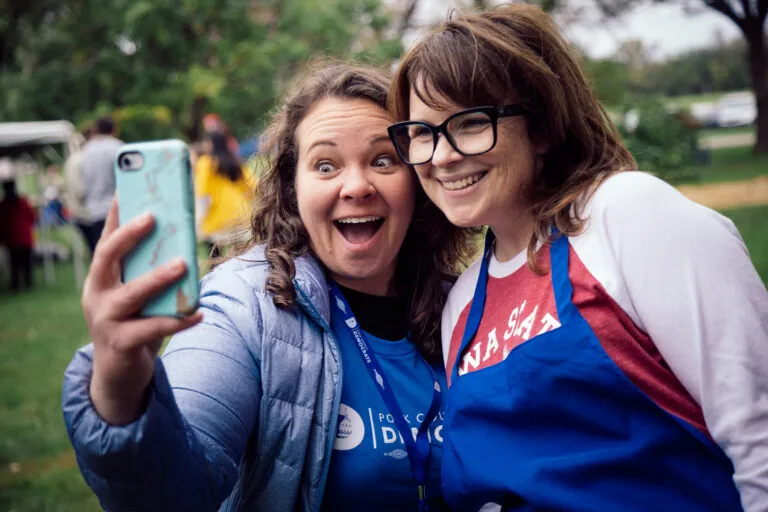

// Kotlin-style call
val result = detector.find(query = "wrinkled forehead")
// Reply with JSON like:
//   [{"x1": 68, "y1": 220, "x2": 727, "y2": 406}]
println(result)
[{"x1": 296, "y1": 97, "x2": 393, "y2": 153}]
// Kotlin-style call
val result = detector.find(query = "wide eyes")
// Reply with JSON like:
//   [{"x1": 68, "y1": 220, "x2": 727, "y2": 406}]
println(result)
[
  {"x1": 312, "y1": 153, "x2": 397, "y2": 176},
  {"x1": 315, "y1": 161, "x2": 338, "y2": 175},
  {"x1": 373, "y1": 155, "x2": 395, "y2": 168}
]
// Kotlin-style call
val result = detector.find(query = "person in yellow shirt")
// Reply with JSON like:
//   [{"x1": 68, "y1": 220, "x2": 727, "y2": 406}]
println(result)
[{"x1": 194, "y1": 131, "x2": 255, "y2": 258}]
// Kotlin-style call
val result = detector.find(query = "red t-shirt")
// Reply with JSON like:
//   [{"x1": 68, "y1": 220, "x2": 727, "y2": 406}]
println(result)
[{"x1": 0, "y1": 197, "x2": 36, "y2": 248}]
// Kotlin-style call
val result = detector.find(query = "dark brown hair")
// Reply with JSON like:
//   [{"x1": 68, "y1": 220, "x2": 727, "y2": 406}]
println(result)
[
  {"x1": 247, "y1": 60, "x2": 476, "y2": 359},
  {"x1": 208, "y1": 131, "x2": 243, "y2": 182},
  {"x1": 95, "y1": 115, "x2": 115, "y2": 135},
  {"x1": 390, "y1": 4, "x2": 637, "y2": 271}
]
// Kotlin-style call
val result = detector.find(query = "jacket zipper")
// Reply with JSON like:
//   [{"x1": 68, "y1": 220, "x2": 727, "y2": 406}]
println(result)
[{"x1": 294, "y1": 282, "x2": 343, "y2": 512}]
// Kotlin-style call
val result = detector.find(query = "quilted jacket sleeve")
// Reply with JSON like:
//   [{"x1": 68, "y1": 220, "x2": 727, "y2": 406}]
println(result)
[{"x1": 62, "y1": 269, "x2": 263, "y2": 512}]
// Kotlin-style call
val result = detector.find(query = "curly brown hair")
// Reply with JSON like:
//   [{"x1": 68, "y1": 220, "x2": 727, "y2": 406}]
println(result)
[
  {"x1": 390, "y1": 4, "x2": 637, "y2": 272},
  {"x1": 246, "y1": 60, "x2": 477, "y2": 360}
]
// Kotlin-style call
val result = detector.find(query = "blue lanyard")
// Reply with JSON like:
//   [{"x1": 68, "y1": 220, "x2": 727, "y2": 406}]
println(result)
[
  {"x1": 329, "y1": 282, "x2": 442, "y2": 511},
  {"x1": 452, "y1": 231, "x2": 495, "y2": 383}
]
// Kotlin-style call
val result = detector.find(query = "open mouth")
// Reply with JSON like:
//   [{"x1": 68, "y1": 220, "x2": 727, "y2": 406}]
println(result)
[
  {"x1": 439, "y1": 171, "x2": 488, "y2": 191},
  {"x1": 334, "y1": 216, "x2": 385, "y2": 245}
]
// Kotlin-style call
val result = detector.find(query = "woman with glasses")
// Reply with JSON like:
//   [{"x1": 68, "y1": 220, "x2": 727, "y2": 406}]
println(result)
[{"x1": 388, "y1": 4, "x2": 768, "y2": 511}]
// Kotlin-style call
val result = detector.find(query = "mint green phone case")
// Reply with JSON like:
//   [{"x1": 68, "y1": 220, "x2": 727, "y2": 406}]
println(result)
[{"x1": 115, "y1": 139, "x2": 199, "y2": 317}]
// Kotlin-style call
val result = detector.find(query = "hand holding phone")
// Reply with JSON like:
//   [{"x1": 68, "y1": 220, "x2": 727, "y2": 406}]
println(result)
[
  {"x1": 79, "y1": 139, "x2": 203, "y2": 425},
  {"x1": 83, "y1": 200, "x2": 203, "y2": 425},
  {"x1": 115, "y1": 139, "x2": 200, "y2": 316}
]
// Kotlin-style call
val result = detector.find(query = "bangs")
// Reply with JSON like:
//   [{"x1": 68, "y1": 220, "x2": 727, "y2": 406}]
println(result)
[{"x1": 405, "y1": 27, "x2": 519, "y2": 112}]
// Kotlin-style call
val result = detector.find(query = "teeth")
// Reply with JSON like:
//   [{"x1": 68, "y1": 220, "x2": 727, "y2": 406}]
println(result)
[
  {"x1": 336, "y1": 216, "x2": 383, "y2": 224},
  {"x1": 441, "y1": 173, "x2": 484, "y2": 191}
]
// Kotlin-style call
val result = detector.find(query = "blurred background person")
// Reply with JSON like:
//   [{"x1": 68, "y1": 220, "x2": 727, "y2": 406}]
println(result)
[
  {"x1": 188, "y1": 140, "x2": 206, "y2": 169},
  {"x1": 41, "y1": 164, "x2": 65, "y2": 227},
  {"x1": 203, "y1": 113, "x2": 240, "y2": 156},
  {"x1": 64, "y1": 129, "x2": 92, "y2": 248},
  {"x1": 0, "y1": 180, "x2": 36, "y2": 292},
  {"x1": 194, "y1": 130, "x2": 254, "y2": 258},
  {"x1": 82, "y1": 116, "x2": 122, "y2": 254}
]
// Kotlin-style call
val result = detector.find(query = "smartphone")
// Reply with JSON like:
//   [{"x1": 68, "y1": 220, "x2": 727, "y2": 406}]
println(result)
[{"x1": 115, "y1": 139, "x2": 199, "y2": 317}]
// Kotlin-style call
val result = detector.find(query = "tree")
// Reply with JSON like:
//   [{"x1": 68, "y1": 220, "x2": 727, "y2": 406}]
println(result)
[
  {"x1": 641, "y1": 37, "x2": 751, "y2": 96},
  {"x1": 703, "y1": 0, "x2": 767, "y2": 152},
  {"x1": 395, "y1": 0, "x2": 422, "y2": 38},
  {"x1": 571, "y1": 0, "x2": 768, "y2": 153},
  {"x1": 582, "y1": 57, "x2": 631, "y2": 105},
  {"x1": 0, "y1": 0, "x2": 404, "y2": 142},
  {"x1": 579, "y1": 36, "x2": 750, "y2": 106}
]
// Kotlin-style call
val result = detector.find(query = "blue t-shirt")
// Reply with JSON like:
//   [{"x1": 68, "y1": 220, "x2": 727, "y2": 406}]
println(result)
[{"x1": 321, "y1": 308, "x2": 447, "y2": 511}]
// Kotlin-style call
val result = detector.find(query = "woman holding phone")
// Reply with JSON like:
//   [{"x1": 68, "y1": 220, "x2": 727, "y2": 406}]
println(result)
[
  {"x1": 63, "y1": 62, "x2": 474, "y2": 511},
  {"x1": 387, "y1": 5, "x2": 768, "y2": 511}
]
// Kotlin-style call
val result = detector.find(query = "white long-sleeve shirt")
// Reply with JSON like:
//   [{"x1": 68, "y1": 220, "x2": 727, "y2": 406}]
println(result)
[{"x1": 442, "y1": 171, "x2": 768, "y2": 511}]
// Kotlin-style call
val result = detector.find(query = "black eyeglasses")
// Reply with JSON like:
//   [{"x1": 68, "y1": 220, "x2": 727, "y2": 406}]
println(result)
[{"x1": 387, "y1": 105, "x2": 525, "y2": 165}]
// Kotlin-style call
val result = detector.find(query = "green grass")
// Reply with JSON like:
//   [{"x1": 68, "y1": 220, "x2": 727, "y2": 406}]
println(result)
[
  {"x1": 722, "y1": 205, "x2": 768, "y2": 284},
  {"x1": 681, "y1": 145, "x2": 768, "y2": 185},
  {"x1": 1, "y1": 465, "x2": 101, "y2": 512},
  {"x1": 0, "y1": 262, "x2": 101, "y2": 512},
  {"x1": 0, "y1": 205, "x2": 766, "y2": 509}
]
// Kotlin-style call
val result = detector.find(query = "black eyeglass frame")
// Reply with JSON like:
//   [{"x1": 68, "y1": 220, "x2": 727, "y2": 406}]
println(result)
[{"x1": 387, "y1": 105, "x2": 526, "y2": 165}]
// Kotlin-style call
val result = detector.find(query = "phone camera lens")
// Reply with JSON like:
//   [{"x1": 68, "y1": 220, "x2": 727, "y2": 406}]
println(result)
[{"x1": 118, "y1": 152, "x2": 143, "y2": 171}]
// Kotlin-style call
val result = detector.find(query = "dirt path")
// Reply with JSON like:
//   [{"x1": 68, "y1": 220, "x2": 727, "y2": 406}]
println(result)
[
  {"x1": 699, "y1": 132, "x2": 755, "y2": 150},
  {"x1": 677, "y1": 175, "x2": 768, "y2": 210}
]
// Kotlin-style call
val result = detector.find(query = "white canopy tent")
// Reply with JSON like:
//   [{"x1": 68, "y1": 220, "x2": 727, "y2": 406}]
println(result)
[
  {"x1": 0, "y1": 121, "x2": 78, "y2": 148},
  {"x1": 0, "y1": 121, "x2": 87, "y2": 288}
]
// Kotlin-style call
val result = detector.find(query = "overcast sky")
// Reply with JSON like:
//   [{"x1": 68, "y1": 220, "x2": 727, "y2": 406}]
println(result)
[
  {"x1": 399, "y1": 0, "x2": 743, "y2": 60},
  {"x1": 565, "y1": 3, "x2": 741, "y2": 58}
]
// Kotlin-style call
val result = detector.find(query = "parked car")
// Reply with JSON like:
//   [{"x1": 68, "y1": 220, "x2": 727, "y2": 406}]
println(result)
[
  {"x1": 716, "y1": 92, "x2": 757, "y2": 127},
  {"x1": 690, "y1": 103, "x2": 719, "y2": 128}
]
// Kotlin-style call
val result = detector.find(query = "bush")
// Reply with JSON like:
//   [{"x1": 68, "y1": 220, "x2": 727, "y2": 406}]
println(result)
[
  {"x1": 113, "y1": 105, "x2": 182, "y2": 143},
  {"x1": 619, "y1": 97, "x2": 700, "y2": 184},
  {"x1": 79, "y1": 105, "x2": 182, "y2": 143}
]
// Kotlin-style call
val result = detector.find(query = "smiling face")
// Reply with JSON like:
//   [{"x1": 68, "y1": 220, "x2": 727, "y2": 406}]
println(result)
[
  {"x1": 294, "y1": 97, "x2": 416, "y2": 296},
  {"x1": 407, "y1": 86, "x2": 543, "y2": 238}
]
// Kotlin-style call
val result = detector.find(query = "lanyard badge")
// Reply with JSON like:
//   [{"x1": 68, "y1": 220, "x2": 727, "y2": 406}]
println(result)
[{"x1": 329, "y1": 282, "x2": 442, "y2": 511}]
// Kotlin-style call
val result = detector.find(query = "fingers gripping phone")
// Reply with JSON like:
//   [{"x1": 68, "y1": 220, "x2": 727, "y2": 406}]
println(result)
[{"x1": 115, "y1": 139, "x2": 199, "y2": 317}]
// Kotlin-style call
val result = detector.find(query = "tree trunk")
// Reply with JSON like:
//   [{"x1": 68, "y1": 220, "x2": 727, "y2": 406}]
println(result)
[
  {"x1": 396, "y1": 0, "x2": 420, "y2": 40},
  {"x1": 745, "y1": 25, "x2": 768, "y2": 153}
]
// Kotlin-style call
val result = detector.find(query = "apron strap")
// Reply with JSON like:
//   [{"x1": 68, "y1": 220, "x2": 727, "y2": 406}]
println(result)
[
  {"x1": 451, "y1": 231, "x2": 495, "y2": 383},
  {"x1": 549, "y1": 229, "x2": 579, "y2": 325},
  {"x1": 454, "y1": 227, "x2": 580, "y2": 382}
]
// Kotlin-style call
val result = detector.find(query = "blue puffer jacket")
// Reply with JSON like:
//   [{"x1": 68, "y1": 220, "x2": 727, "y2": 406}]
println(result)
[{"x1": 62, "y1": 245, "x2": 343, "y2": 511}]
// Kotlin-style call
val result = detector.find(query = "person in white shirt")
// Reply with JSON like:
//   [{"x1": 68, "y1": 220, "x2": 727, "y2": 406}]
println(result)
[
  {"x1": 63, "y1": 130, "x2": 92, "y2": 245},
  {"x1": 81, "y1": 116, "x2": 122, "y2": 253}
]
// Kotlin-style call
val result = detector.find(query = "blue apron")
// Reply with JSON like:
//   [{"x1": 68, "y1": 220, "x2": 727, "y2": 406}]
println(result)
[{"x1": 442, "y1": 231, "x2": 743, "y2": 511}]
